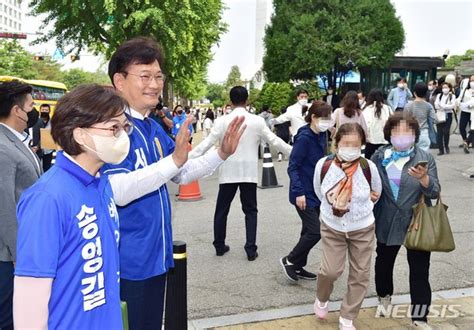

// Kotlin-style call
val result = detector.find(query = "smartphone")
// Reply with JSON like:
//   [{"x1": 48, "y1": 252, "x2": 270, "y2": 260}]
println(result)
[{"x1": 415, "y1": 160, "x2": 428, "y2": 168}]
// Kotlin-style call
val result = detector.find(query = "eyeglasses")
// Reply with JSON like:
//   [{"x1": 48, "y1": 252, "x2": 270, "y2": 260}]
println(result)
[
  {"x1": 125, "y1": 72, "x2": 166, "y2": 85},
  {"x1": 90, "y1": 121, "x2": 134, "y2": 137}
]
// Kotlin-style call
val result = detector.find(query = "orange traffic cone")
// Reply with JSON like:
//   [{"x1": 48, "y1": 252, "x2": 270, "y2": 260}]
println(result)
[{"x1": 177, "y1": 144, "x2": 203, "y2": 201}]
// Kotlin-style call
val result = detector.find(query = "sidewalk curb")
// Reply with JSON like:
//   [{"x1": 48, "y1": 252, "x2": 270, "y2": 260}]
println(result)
[{"x1": 188, "y1": 287, "x2": 474, "y2": 329}]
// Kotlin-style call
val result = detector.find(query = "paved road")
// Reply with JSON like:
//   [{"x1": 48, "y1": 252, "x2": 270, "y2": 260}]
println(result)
[{"x1": 169, "y1": 134, "x2": 474, "y2": 320}]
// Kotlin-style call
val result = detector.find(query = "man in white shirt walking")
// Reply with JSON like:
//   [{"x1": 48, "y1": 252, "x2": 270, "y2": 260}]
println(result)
[
  {"x1": 190, "y1": 86, "x2": 292, "y2": 260},
  {"x1": 272, "y1": 89, "x2": 309, "y2": 141}
]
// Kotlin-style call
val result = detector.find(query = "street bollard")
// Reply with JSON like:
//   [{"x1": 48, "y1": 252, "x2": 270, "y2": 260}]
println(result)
[{"x1": 165, "y1": 241, "x2": 188, "y2": 330}]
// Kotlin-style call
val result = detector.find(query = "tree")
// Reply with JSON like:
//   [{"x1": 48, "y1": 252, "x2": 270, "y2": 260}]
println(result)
[
  {"x1": 0, "y1": 40, "x2": 38, "y2": 79},
  {"x1": 221, "y1": 65, "x2": 244, "y2": 104},
  {"x1": 445, "y1": 49, "x2": 474, "y2": 69},
  {"x1": 254, "y1": 82, "x2": 293, "y2": 115},
  {"x1": 263, "y1": 0, "x2": 404, "y2": 91},
  {"x1": 30, "y1": 0, "x2": 227, "y2": 104},
  {"x1": 206, "y1": 82, "x2": 226, "y2": 108},
  {"x1": 63, "y1": 69, "x2": 110, "y2": 89}
]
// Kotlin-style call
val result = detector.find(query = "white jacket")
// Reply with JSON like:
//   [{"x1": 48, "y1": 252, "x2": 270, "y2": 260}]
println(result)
[
  {"x1": 189, "y1": 107, "x2": 292, "y2": 184},
  {"x1": 456, "y1": 88, "x2": 474, "y2": 113},
  {"x1": 363, "y1": 103, "x2": 392, "y2": 144},
  {"x1": 272, "y1": 102, "x2": 307, "y2": 136}
]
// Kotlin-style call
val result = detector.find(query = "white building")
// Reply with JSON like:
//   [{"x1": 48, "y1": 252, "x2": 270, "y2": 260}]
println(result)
[{"x1": 0, "y1": 0, "x2": 22, "y2": 32}]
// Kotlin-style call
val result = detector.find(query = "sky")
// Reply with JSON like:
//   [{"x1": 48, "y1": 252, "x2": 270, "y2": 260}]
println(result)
[{"x1": 19, "y1": 0, "x2": 474, "y2": 83}]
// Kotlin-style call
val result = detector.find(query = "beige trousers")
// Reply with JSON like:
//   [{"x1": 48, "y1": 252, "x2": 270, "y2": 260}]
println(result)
[{"x1": 316, "y1": 221, "x2": 375, "y2": 320}]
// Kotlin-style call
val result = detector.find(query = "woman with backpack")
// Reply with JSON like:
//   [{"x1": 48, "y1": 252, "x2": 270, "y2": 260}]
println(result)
[
  {"x1": 313, "y1": 123, "x2": 382, "y2": 330},
  {"x1": 434, "y1": 82, "x2": 456, "y2": 155},
  {"x1": 363, "y1": 89, "x2": 393, "y2": 159}
]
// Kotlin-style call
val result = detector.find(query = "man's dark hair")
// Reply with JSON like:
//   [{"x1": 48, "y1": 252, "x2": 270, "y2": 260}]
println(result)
[
  {"x1": 335, "y1": 123, "x2": 366, "y2": 147},
  {"x1": 39, "y1": 103, "x2": 51, "y2": 111},
  {"x1": 296, "y1": 89, "x2": 309, "y2": 97},
  {"x1": 229, "y1": 86, "x2": 248, "y2": 105},
  {"x1": 304, "y1": 100, "x2": 332, "y2": 123},
  {"x1": 261, "y1": 105, "x2": 270, "y2": 112},
  {"x1": 413, "y1": 82, "x2": 428, "y2": 98},
  {"x1": 51, "y1": 84, "x2": 128, "y2": 155},
  {"x1": 108, "y1": 37, "x2": 165, "y2": 87},
  {"x1": 0, "y1": 80, "x2": 33, "y2": 119},
  {"x1": 383, "y1": 112, "x2": 420, "y2": 144},
  {"x1": 396, "y1": 77, "x2": 406, "y2": 83}
]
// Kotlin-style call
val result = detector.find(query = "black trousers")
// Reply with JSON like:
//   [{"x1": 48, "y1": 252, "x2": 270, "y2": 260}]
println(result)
[
  {"x1": 0, "y1": 261, "x2": 13, "y2": 330},
  {"x1": 436, "y1": 113, "x2": 453, "y2": 153},
  {"x1": 287, "y1": 206, "x2": 321, "y2": 268},
  {"x1": 375, "y1": 241, "x2": 431, "y2": 322},
  {"x1": 364, "y1": 143, "x2": 385, "y2": 160},
  {"x1": 459, "y1": 111, "x2": 471, "y2": 142},
  {"x1": 213, "y1": 183, "x2": 258, "y2": 256},
  {"x1": 120, "y1": 273, "x2": 167, "y2": 330}
]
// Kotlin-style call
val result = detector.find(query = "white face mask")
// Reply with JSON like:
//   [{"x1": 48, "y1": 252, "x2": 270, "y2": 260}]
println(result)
[
  {"x1": 442, "y1": 88, "x2": 449, "y2": 94},
  {"x1": 337, "y1": 147, "x2": 361, "y2": 162},
  {"x1": 397, "y1": 83, "x2": 404, "y2": 89},
  {"x1": 428, "y1": 85, "x2": 434, "y2": 91},
  {"x1": 298, "y1": 98, "x2": 308, "y2": 106},
  {"x1": 225, "y1": 108, "x2": 232, "y2": 114},
  {"x1": 82, "y1": 130, "x2": 130, "y2": 164},
  {"x1": 470, "y1": 82, "x2": 474, "y2": 89},
  {"x1": 327, "y1": 90, "x2": 333, "y2": 95},
  {"x1": 316, "y1": 119, "x2": 332, "y2": 132}
]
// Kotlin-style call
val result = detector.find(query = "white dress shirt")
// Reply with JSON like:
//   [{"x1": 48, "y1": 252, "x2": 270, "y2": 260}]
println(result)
[
  {"x1": 189, "y1": 107, "x2": 292, "y2": 184},
  {"x1": 272, "y1": 102, "x2": 307, "y2": 136}
]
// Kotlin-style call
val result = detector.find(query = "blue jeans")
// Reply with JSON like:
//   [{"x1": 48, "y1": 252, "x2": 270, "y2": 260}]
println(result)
[{"x1": 417, "y1": 129, "x2": 430, "y2": 151}]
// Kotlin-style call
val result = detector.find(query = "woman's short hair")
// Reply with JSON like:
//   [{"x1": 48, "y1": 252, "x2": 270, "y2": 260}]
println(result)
[
  {"x1": 304, "y1": 100, "x2": 332, "y2": 123},
  {"x1": 383, "y1": 112, "x2": 420, "y2": 143},
  {"x1": 334, "y1": 123, "x2": 366, "y2": 147},
  {"x1": 51, "y1": 84, "x2": 128, "y2": 155}
]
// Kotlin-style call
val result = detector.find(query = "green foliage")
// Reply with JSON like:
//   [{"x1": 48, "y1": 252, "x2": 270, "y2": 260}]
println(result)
[
  {"x1": 248, "y1": 88, "x2": 260, "y2": 107},
  {"x1": 263, "y1": 0, "x2": 404, "y2": 83},
  {"x1": 0, "y1": 40, "x2": 38, "y2": 79},
  {"x1": 221, "y1": 65, "x2": 244, "y2": 104},
  {"x1": 444, "y1": 49, "x2": 474, "y2": 69},
  {"x1": 62, "y1": 69, "x2": 110, "y2": 89},
  {"x1": 254, "y1": 82, "x2": 294, "y2": 115},
  {"x1": 29, "y1": 0, "x2": 227, "y2": 99},
  {"x1": 206, "y1": 82, "x2": 226, "y2": 108}
]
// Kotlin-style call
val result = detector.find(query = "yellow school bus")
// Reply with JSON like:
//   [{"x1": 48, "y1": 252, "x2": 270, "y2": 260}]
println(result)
[{"x1": 0, "y1": 76, "x2": 68, "y2": 115}]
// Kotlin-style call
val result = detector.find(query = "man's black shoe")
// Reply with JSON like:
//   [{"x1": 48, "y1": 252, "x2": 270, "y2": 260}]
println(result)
[
  {"x1": 295, "y1": 268, "x2": 317, "y2": 280},
  {"x1": 437, "y1": 152, "x2": 444, "y2": 156},
  {"x1": 446, "y1": 147, "x2": 450, "y2": 154},
  {"x1": 280, "y1": 257, "x2": 298, "y2": 282},
  {"x1": 216, "y1": 245, "x2": 230, "y2": 256},
  {"x1": 247, "y1": 252, "x2": 258, "y2": 261}
]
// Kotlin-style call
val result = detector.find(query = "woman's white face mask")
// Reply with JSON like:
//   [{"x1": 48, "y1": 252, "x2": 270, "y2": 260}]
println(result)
[{"x1": 82, "y1": 129, "x2": 130, "y2": 164}]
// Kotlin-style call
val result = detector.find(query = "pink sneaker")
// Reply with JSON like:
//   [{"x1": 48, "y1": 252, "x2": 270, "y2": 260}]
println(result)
[
  {"x1": 314, "y1": 298, "x2": 328, "y2": 319},
  {"x1": 339, "y1": 316, "x2": 356, "y2": 330}
]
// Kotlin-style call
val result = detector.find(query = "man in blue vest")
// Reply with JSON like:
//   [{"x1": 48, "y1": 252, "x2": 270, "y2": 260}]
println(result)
[{"x1": 102, "y1": 37, "x2": 245, "y2": 330}]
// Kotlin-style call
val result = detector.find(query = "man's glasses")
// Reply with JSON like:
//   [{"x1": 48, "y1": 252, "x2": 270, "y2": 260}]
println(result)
[
  {"x1": 125, "y1": 72, "x2": 166, "y2": 85},
  {"x1": 90, "y1": 121, "x2": 134, "y2": 138}
]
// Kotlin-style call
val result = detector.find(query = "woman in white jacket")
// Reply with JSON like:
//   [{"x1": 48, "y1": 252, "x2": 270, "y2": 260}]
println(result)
[
  {"x1": 363, "y1": 89, "x2": 393, "y2": 159},
  {"x1": 313, "y1": 123, "x2": 382, "y2": 330},
  {"x1": 456, "y1": 74, "x2": 474, "y2": 153},
  {"x1": 434, "y1": 82, "x2": 456, "y2": 155}
]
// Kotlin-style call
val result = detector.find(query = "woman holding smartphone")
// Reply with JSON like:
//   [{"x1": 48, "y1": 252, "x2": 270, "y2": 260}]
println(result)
[{"x1": 370, "y1": 112, "x2": 440, "y2": 329}]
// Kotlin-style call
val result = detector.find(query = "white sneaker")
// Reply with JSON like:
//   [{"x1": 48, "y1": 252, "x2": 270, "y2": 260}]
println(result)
[
  {"x1": 378, "y1": 295, "x2": 392, "y2": 317},
  {"x1": 339, "y1": 316, "x2": 356, "y2": 330},
  {"x1": 313, "y1": 298, "x2": 328, "y2": 319},
  {"x1": 411, "y1": 321, "x2": 433, "y2": 329}
]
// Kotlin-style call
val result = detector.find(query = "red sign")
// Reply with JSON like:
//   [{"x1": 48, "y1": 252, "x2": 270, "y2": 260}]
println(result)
[{"x1": 0, "y1": 32, "x2": 27, "y2": 39}]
